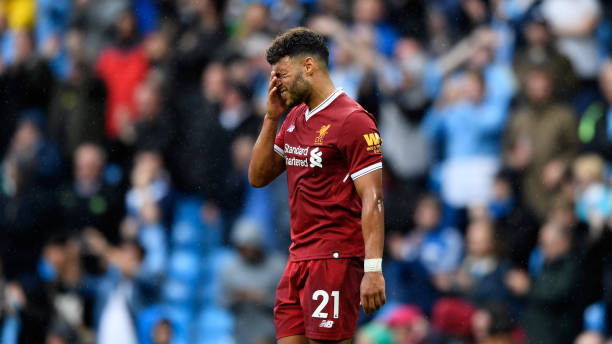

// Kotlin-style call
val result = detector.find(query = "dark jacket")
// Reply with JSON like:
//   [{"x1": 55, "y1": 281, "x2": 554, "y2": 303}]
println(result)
[{"x1": 524, "y1": 251, "x2": 584, "y2": 344}]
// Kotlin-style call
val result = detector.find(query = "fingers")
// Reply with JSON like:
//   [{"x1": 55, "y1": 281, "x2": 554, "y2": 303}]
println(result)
[
  {"x1": 361, "y1": 292, "x2": 384, "y2": 316},
  {"x1": 361, "y1": 289, "x2": 386, "y2": 316},
  {"x1": 268, "y1": 70, "x2": 281, "y2": 91}
]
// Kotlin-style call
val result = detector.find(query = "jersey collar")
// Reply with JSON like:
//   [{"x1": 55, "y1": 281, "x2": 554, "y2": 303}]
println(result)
[{"x1": 305, "y1": 88, "x2": 343, "y2": 121}]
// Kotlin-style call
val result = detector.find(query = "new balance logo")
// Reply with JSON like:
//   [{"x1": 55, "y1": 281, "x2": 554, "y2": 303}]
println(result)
[
  {"x1": 319, "y1": 320, "x2": 334, "y2": 328},
  {"x1": 309, "y1": 147, "x2": 323, "y2": 168}
]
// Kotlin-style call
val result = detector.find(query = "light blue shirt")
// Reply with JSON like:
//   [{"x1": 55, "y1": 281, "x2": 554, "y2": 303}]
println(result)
[{"x1": 422, "y1": 97, "x2": 510, "y2": 159}]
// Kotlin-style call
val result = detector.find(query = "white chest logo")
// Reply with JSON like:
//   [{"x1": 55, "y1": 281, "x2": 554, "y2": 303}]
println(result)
[
  {"x1": 287, "y1": 124, "x2": 295, "y2": 132},
  {"x1": 309, "y1": 147, "x2": 323, "y2": 168}
]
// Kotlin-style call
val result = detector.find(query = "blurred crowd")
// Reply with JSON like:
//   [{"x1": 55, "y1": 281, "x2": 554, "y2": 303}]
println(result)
[{"x1": 1, "y1": 0, "x2": 612, "y2": 343}]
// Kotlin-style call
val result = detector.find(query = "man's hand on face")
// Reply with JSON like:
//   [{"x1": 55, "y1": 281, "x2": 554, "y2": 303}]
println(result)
[{"x1": 267, "y1": 70, "x2": 288, "y2": 120}]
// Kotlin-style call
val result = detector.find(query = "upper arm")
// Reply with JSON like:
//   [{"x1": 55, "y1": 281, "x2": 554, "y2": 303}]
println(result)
[
  {"x1": 269, "y1": 151, "x2": 286, "y2": 180},
  {"x1": 336, "y1": 110, "x2": 384, "y2": 202},
  {"x1": 339, "y1": 110, "x2": 383, "y2": 181},
  {"x1": 353, "y1": 169, "x2": 383, "y2": 203}
]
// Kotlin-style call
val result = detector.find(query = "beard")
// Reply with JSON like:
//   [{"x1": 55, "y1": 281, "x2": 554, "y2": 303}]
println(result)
[{"x1": 284, "y1": 71, "x2": 310, "y2": 108}]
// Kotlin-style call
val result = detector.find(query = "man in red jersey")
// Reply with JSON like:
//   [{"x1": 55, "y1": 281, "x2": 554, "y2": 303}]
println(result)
[{"x1": 248, "y1": 27, "x2": 386, "y2": 343}]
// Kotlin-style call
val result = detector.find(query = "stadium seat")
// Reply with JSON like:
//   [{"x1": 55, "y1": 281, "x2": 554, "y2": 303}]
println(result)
[
  {"x1": 167, "y1": 249, "x2": 202, "y2": 284},
  {"x1": 194, "y1": 306, "x2": 235, "y2": 344}
]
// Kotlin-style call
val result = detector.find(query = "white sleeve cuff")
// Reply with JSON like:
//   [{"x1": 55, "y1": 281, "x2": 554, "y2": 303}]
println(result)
[
  {"x1": 351, "y1": 162, "x2": 382, "y2": 180},
  {"x1": 274, "y1": 144, "x2": 285, "y2": 158}
]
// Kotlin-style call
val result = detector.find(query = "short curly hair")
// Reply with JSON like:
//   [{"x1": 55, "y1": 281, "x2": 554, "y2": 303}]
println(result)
[{"x1": 266, "y1": 27, "x2": 329, "y2": 67}]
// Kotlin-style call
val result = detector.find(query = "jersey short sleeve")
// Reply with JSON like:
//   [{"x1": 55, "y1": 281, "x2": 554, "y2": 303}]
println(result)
[
  {"x1": 339, "y1": 110, "x2": 383, "y2": 180},
  {"x1": 274, "y1": 113, "x2": 292, "y2": 158}
]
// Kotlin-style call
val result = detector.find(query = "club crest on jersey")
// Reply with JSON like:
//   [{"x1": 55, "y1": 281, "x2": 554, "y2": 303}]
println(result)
[
  {"x1": 363, "y1": 132, "x2": 382, "y2": 153},
  {"x1": 314, "y1": 124, "x2": 331, "y2": 145}
]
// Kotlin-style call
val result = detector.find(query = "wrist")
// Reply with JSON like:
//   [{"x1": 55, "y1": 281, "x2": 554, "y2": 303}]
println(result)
[
  {"x1": 364, "y1": 258, "x2": 382, "y2": 272},
  {"x1": 265, "y1": 112, "x2": 281, "y2": 122}
]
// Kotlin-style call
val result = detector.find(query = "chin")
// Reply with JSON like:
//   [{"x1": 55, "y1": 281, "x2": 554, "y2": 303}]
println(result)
[{"x1": 286, "y1": 95, "x2": 305, "y2": 108}]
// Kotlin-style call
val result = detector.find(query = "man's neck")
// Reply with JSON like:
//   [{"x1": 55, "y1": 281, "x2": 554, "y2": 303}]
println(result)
[{"x1": 306, "y1": 77, "x2": 336, "y2": 110}]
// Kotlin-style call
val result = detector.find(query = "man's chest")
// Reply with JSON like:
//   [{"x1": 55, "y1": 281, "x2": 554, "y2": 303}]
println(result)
[{"x1": 282, "y1": 116, "x2": 346, "y2": 176}]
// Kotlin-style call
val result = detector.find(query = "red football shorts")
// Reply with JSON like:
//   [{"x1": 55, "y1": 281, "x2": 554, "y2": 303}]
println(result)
[{"x1": 274, "y1": 257, "x2": 363, "y2": 341}]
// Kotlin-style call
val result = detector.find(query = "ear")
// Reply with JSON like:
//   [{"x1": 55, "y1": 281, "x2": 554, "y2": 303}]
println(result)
[{"x1": 302, "y1": 56, "x2": 316, "y2": 77}]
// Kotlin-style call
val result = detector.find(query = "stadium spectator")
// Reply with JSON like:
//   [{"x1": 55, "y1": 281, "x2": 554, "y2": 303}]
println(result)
[
  {"x1": 513, "y1": 16, "x2": 578, "y2": 100},
  {"x1": 503, "y1": 66, "x2": 579, "y2": 218},
  {"x1": 95, "y1": 9, "x2": 149, "y2": 140},
  {"x1": 169, "y1": 62, "x2": 230, "y2": 199},
  {"x1": 58, "y1": 143, "x2": 123, "y2": 243},
  {"x1": 172, "y1": 0, "x2": 227, "y2": 94},
  {"x1": 422, "y1": 69, "x2": 510, "y2": 207},
  {"x1": 0, "y1": 29, "x2": 54, "y2": 151},
  {"x1": 48, "y1": 33, "x2": 107, "y2": 159},
  {"x1": 126, "y1": 149, "x2": 173, "y2": 223},
  {"x1": 91, "y1": 239, "x2": 158, "y2": 340},
  {"x1": 37, "y1": 234, "x2": 94, "y2": 343},
  {"x1": 487, "y1": 170, "x2": 539, "y2": 268},
  {"x1": 0, "y1": 116, "x2": 62, "y2": 278},
  {"x1": 506, "y1": 221, "x2": 584, "y2": 344},
  {"x1": 389, "y1": 194, "x2": 463, "y2": 279},
  {"x1": 219, "y1": 218, "x2": 285, "y2": 344},
  {"x1": 130, "y1": 72, "x2": 175, "y2": 156},
  {"x1": 435, "y1": 219, "x2": 513, "y2": 308}
]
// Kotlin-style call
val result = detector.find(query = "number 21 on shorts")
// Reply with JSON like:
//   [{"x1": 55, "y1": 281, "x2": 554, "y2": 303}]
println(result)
[{"x1": 312, "y1": 290, "x2": 339, "y2": 319}]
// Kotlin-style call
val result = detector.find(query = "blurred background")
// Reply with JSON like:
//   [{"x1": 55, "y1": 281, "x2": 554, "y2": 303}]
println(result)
[{"x1": 0, "y1": 0, "x2": 612, "y2": 343}]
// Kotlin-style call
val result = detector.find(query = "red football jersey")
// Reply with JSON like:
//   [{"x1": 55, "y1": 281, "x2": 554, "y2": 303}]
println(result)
[{"x1": 274, "y1": 89, "x2": 383, "y2": 261}]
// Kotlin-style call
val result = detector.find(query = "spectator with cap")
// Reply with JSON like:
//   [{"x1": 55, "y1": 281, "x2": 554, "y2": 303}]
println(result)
[{"x1": 219, "y1": 218, "x2": 285, "y2": 344}]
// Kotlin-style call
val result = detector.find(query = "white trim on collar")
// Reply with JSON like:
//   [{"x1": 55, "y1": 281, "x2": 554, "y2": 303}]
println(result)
[{"x1": 305, "y1": 88, "x2": 343, "y2": 121}]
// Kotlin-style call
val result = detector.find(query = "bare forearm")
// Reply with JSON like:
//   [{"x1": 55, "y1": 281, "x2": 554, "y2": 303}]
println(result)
[
  {"x1": 248, "y1": 115, "x2": 282, "y2": 187},
  {"x1": 362, "y1": 196, "x2": 385, "y2": 259}
]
